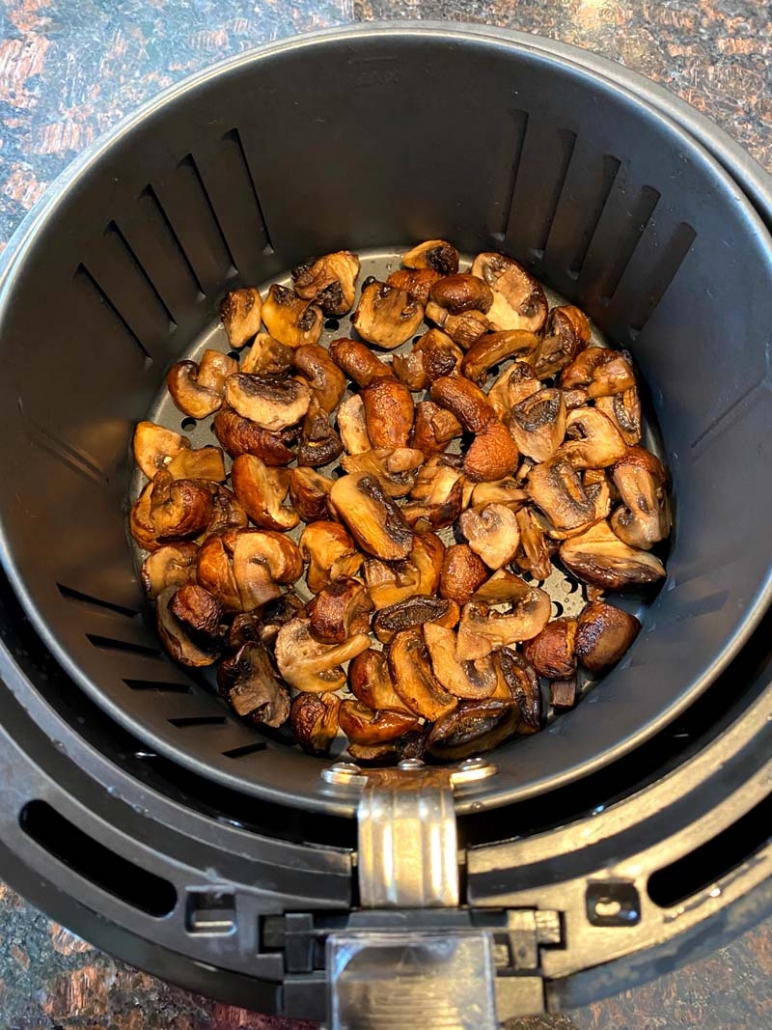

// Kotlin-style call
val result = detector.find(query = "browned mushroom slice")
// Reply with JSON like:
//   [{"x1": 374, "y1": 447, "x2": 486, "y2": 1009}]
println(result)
[
  {"x1": 424, "y1": 622, "x2": 498, "y2": 699},
  {"x1": 205, "y1": 484, "x2": 249, "y2": 535},
  {"x1": 141, "y1": 542, "x2": 198, "y2": 599},
  {"x1": 508, "y1": 389, "x2": 566, "y2": 463},
  {"x1": 559, "y1": 347, "x2": 612, "y2": 390},
  {"x1": 363, "y1": 558, "x2": 420, "y2": 609},
  {"x1": 196, "y1": 534, "x2": 241, "y2": 611},
  {"x1": 583, "y1": 469, "x2": 613, "y2": 522},
  {"x1": 560, "y1": 407, "x2": 627, "y2": 470},
  {"x1": 360, "y1": 377, "x2": 415, "y2": 449},
  {"x1": 148, "y1": 470, "x2": 214, "y2": 542},
  {"x1": 470, "y1": 253, "x2": 548, "y2": 333},
  {"x1": 130, "y1": 484, "x2": 161, "y2": 551},
  {"x1": 523, "y1": 618, "x2": 578, "y2": 679},
  {"x1": 427, "y1": 699, "x2": 520, "y2": 760},
  {"x1": 349, "y1": 649, "x2": 411, "y2": 712},
  {"x1": 412, "y1": 401, "x2": 463, "y2": 456},
  {"x1": 218, "y1": 643, "x2": 290, "y2": 728},
  {"x1": 393, "y1": 329, "x2": 463, "y2": 391},
  {"x1": 403, "y1": 239, "x2": 460, "y2": 274},
  {"x1": 289, "y1": 466, "x2": 334, "y2": 523},
  {"x1": 488, "y1": 362, "x2": 540, "y2": 419},
  {"x1": 307, "y1": 576, "x2": 374, "y2": 645},
  {"x1": 329, "y1": 473, "x2": 413, "y2": 561},
  {"x1": 610, "y1": 446, "x2": 671, "y2": 549},
  {"x1": 275, "y1": 618, "x2": 370, "y2": 692},
  {"x1": 168, "y1": 353, "x2": 235, "y2": 419},
  {"x1": 329, "y1": 338, "x2": 393, "y2": 387},
  {"x1": 561, "y1": 348, "x2": 635, "y2": 398},
  {"x1": 459, "y1": 503, "x2": 521, "y2": 570},
  {"x1": 241, "y1": 333, "x2": 295, "y2": 377},
  {"x1": 471, "y1": 478, "x2": 529, "y2": 509},
  {"x1": 386, "y1": 268, "x2": 442, "y2": 306},
  {"x1": 291, "y1": 691, "x2": 341, "y2": 756},
  {"x1": 424, "y1": 304, "x2": 490, "y2": 350},
  {"x1": 341, "y1": 447, "x2": 424, "y2": 499},
  {"x1": 133, "y1": 421, "x2": 190, "y2": 480},
  {"x1": 410, "y1": 531, "x2": 445, "y2": 595},
  {"x1": 221, "y1": 287, "x2": 263, "y2": 349},
  {"x1": 563, "y1": 389, "x2": 589, "y2": 410},
  {"x1": 231, "y1": 529, "x2": 303, "y2": 610},
  {"x1": 440, "y1": 544, "x2": 489, "y2": 606},
  {"x1": 164, "y1": 446, "x2": 226, "y2": 483},
  {"x1": 261, "y1": 284, "x2": 323, "y2": 348},
  {"x1": 347, "y1": 731, "x2": 428, "y2": 767},
  {"x1": 388, "y1": 628, "x2": 458, "y2": 721},
  {"x1": 466, "y1": 420, "x2": 520, "y2": 483},
  {"x1": 576, "y1": 600, "x2": 641, "y2": 672},
  {"x1": 429, "y1": 273, "x2": 493, "y2": 314},
  {"x1": 231, "y1": 454, "x2": 298, "y2": 532},
  {"x1": 300, "y1": 521, "x2": 363, "y2": 593},
  {"x1": 550, "y1": 678, "x2": 577, "y2": 708},
  {"x1": 339, "y1": 700, "x2": 419, "y2": 745},
  {"x1": 596, "y1": 387, "x2": 642, "y2": 446},
  {"x1": 496, "y1": 648, "x2": 542, "y2": 732},
  {"x1": 292, "y1": 343, "x2": 347, "y2": 412},
  {"x1": 336, "y1": 394, "x2": 372, "y2": 455},
  {"x1": 373, "y1": 596, "x2": 459, "y2": 645},
  {"x1": 224, "y1": 374, "x2": 311, "y2": 432},
  {"x1": 559, "y1": 520, "x2": 666, "y2": 589},
  {"x1": 169, "y1": 583, "x2": 224, "y2": 640},
  {"x1": 456, "y1": 583, "x2": 551, "y2": 658},
  {"x1": 291, "y1": 251, "x2": 360, "y2": 316},
  {"x1": 228, "y1": 593, "x2": 306, "y2": 649},
  {"x1": 430, "y1": 375, "x2": 496, "y2": 432},
  {"x1": 462, "y1": 330, "x2": 540, "y2": 384},
  {"x1": 156, "y1": 587, "x2": 219, "y2": 667},
  {"x1": 352, "y1": 281, "x2": 424, "y2": 350},
  {"x1": 213, "y1": 407, "x2": 297, "y2": 465},
  {"x1": 515, "y1": 506, "x2": 553, "y2": 581},
  {"x1": 470, "y1": 569, "x2": 537, "y2": 605},
  {"x1": 402, "y1": 462, "x2": 464, "y2": 530},
  {"x1": 531, "y1": 305, "x2": 591, "y2": 380},
  {"x1": 297, "y1": 398, "x2": 344, "y2": 468},
  {"x1": 527, "y1": 455, "x2": 596, "y2": 535}
]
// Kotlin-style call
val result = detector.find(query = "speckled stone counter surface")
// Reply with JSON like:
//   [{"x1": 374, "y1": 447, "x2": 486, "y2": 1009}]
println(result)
[{"x1": 1, "y1": 1, "x2": 771, "y2": 1028}]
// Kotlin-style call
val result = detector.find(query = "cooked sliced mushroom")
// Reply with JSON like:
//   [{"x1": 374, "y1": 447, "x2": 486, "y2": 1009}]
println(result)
[
  {"x1": 531, "y1": 305, "x2": 591, "y2": 379},
  {"x1": 583, "y1": 469, "x2": 613, "y2": 522},
  {"x1": 440, "y1": 544, "x2": 489, "y2": 606},
  {"x1": 291, "y1": 691, "x2": 341, "y2": 756},
  {"x1": 508, "y1": 388, "x2": 566, "y2": 463},
  {"x1": 514, "y1": 506, "x2": 553, "y2": 580},
  {"x1": 596, "y1": 387, "x2": 642, "y2": 446},
  {"x1": 527, "y1": 455, "x2": 596, "y2": 535},
  {"x1": 410, "y1": 531, "x2": 445, "y2": 595},
  {"x1": 347, "y1": 731, "x2": 428, "y2": 766},
  {"x1": 610, "y1": 446, "x2": 671, "y2": 549},
  {"x1": 275, "y1": 617, "x2": 370, "y2": 692},
  {"x1": 165, "y1": 445, "x2": 226, "y2": 482},
  {"x1": 145, "y1": 470, "x2": 214, "y2": 543},
  {"x1": 471, "y1": 568, "x2": 536, "y2": 605},
  {"x1": 496, "y1": 648, "x2": 542, "y2": 732},
  {"x1": 424, "y1": 622, "x2": 498, "y2": 699},
  {"x1": 307, "y1": 576, "x2": 374, "y2": 644},
  {"x1": 470, "y1": 253, "x2": 548, "y2": 333},
  {"x1": 224, "y1": 373, "x2": 311, "y2": 432},
  {"x1": 465, "y1": 420, "x2": 520, "y2": 483},
  {"x1": 349, "y1": 649, "x2": 411, "y2": 711},
  {"x1": 388, "y1": 628, "x2": 458, "y2": 721},
  {"x1": 169, "y1": 584, "x2": 224, "y2": 640},
  {"x1": 392, "y1": 329, "x2": 463, "y2": 391},
  {"x1": 559, "y1": 520, "x2": 666, "y2": 589},
  {"x1": 289, "y1": 466, "x2": 334, "y2": 523},
  {"x1": 363, "y1": 558, "x2": 420, "y2": 609},
  {"x1": 352, "y1": 281, "x2": 424, "y2": 350},
  {"x1": 459, "y1": 503, "x2": 521, "y2": 569},
  {"x1": 205, "y1": 484, "x2": 249, "y2": 534},
  {"x1": 339, "y1": 700, "x2": 419, "y2": 745},
  {"x1": 550, "y1": 678, "x2": 577, "y2": 708},
  {"x1": 341, "y1": 447, "x2": 423, "y2": 498},
  {"x1": 168, "y1": 350, "x2": 238, "y2": 419},
  {"x1": 560, "y1": 347, "x2": 635, "y2": 398},
  {"x1": 424, "y1": 304, "x2": 490, "y2": 350},
  {"x1": 456, "y1": 583, "x2": 551, "y2": 658},
  {"x1": 300, "y1": 521, "x2": 364, "y2": 593},
  {"x1": 361, "y1": 377, "x2": 415, "y2": 449},
  {"x1": 412, "y1": 401, "x2": 463, "y2": 456},
  {"x1": 241, "y1": 333, "x2": 295, "y2": 377},
  {"x1": 329, "y1": 473, "x2": 413, "y2": 560},
  {"x1": 261, "y1": 284, "x2": 323, "y2": 348},
  {"x1": 430, "y1": 375, "x2": 495, "y2": 432},
  {"x1": 291, "y1": 251, "x2": 360, "y2": 316},
  {"x1": 560, "y1": 347, "x2": 613, "y2": 390},
  {"x1": 231, "y1": 529, "x2": 303, "y2": 610},
  {"x1": 575, "y1": 600, "x2": 641, "y2": 672},
  {"x1": 228, "y1": 593, "x2": 306, "y2": 649},
  {"x1": 429, "y1": 273, "x2": 493, "y2": 314},
  {"x1": 372, "y1": 596, "x2": 459, "y2": 644},
  {"x1": 386, "y1": 268, "x2": 442, "y2": 306},
  {"x1": 560, "y1": 407, "x2": 627, "y2": 469},
  {"x1": 471, "y1": 478, "x2": 529, "y2": 509},
  {"x1": 196, "y1": 534, "x2": 241, "y2": 611},
  {"x1": 297, "y1": 398, "x2": 344, "y2": 468},
  {"x1": 488, "y1": 362, "x2": 541, "y2": 419},
  {"x1": 427, "y1": 699, "x2": 520, "y2": 760},
  {"x1": 220, "y1": 287, "x2": 263, "y2": 349},
  {"x1": 156, "y1": 587, "x2": 219, "y2": 666},
  {"x1": 329, "y1": 338, "x2": 393, "y2": 387},
  {"x1": 462, "y1": 330, "x2": 540, "y2": 384},
  {"x1": 133, "y1": 421, "x2": 190, "y2": 480},
  {"x1": 141, "y1": 542, "x2": 199, "y2": 599},
  {"x1": 231, "y1": 454, "x2": 298, "y2": 532},
  {"x1": 218, "y1": 642, "x2": 290, "y2": 728},
  {"x1": 336, "y1": 394, "x2": 372, "y2": 455},
  {"x1": 292, "y1": 343, "x2": 347, "y2": 412},
  {"x1": 523, "y1": 618, "x2": 578, "y2": 679},
  {"x1": 403, "y1": 239, "x2": 460, "y2": 274},
  {"x1": 213, "y1": 407, "x2": 297, "y2": 465},
  {"x1": 402, "y1": 462, "x2": 464, "y2": 530},
  {"x1": 563, "y1": 389, "x2": 589, "y2": 410}
]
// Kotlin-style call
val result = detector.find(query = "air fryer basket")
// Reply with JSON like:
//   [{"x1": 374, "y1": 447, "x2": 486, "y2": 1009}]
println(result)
[{"x1": 0, "y1": 24, "x2": 772, "y2": 1021}]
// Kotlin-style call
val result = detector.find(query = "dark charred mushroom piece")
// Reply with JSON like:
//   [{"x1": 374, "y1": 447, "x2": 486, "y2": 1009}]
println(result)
[
  {"x1": 329, "y1": 473, "x2": 414, "y2": 561},
  {"x1": 228, "y1": 592, "x2": 306, "y2": 649},
  {"x1": 523, "y1": 618, "x2": 578, "y2": 679},
  {"x1": 559, "y1": 520, "x2": 666, "y2": 589},
  {"x1": 221, "y1": 287, "x2": 262, "y2": 348},
  {"x1": 372, "y1": 596, "x2": 460, "y2": 644},
  {"x1": 508, "y1": 389, "x2": 567, "y2": 463},
  {"x1": 307, "y1": 576, "x2": 374, "y2": 645},
  {"x1": 213, "y1": 408, "x2": 297, "y2": 465},
  {"x1": 291, "y1": 251, "x2": 360, "y2": 316},
  {"x1": 261, "y1": 284, "x2": 323, "y2": 348},
  {"x1": 297, "y1": 398, "x2": 344, "y2": 468},
  {"x1": 352, "y1": 281, "x2": 424, "y2": 350},
  {"x1": 575, "y1": 600, "x2": 641, "y2": 672},
  {"x1": 496, "y1": 649, "x2": 542, "y2": 732},
  {"x1": 169, "y1": 584, "x2": 224, "y2": 640},
  {"x1": 217, "y1": 642, "x2": 290, "y2": 728},
  {"x1": 531, "y1": 305, "x2": 591, "y2": 379},
  {"x1": 402, "y1": 240, "x2": 460, "y2": 274},
  {"x1": 291, "y1": 691, "x2": 341, "y2": 756},
  {"x1": 224, "y1": 373, "x2": 311, "y2": 432},
  {"x1": 387, "y1": 628, "x2": 458, "y2": 721},
  {"x1": 427, "y1": 700, "x2": 521, "y2": 760}
]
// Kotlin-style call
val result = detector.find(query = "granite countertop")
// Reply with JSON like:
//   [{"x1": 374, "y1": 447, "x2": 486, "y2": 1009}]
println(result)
[{"x1": 1, "y1": 1, "x2": 771, "y2": 1028}]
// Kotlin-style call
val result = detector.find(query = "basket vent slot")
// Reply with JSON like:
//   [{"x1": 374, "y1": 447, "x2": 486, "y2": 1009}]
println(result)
[
  {"x1": 21, "y1": 800, "x2": 177, "y2": 917},
  {"x1": 178, "y1": 153, "x2": 236, "y2": 275},
  {"x1": 222, "y1": 127, "x2": 275, "y2": 254},
  {"x1": 628, "y1": 221, "x2": 696, "y2": 330},
  {"x1": 87, "y1": 634, "x2": 161, "y2": 658},
  {"x1": 23, "y1": 419, "x2": 108, "y2": 488},
  {"x1": 169, "y1": 715, "x2": 228, "y2": 728},
  {"x1": 104, "y1": 220, "x2": 177, "y2": 329},
  {"x1": 600, "y1": 185, "x2": 660, "y2": 304},
  {"x1": 124, "y1": 679, "x2": 191, "y2": 693},
  {"x1": 222, "y1": 742, "x2": 268, "y2": 760},
  {"x1": 58, "y1": 583, "x2": 140, "y2": 618},
  {"x1": 569, "y1": 155, "x2": 622, "y2": 278},
  {"x1": 74, "y1": 263, "x2": 153, "y2": 365},
  {"x1": 137, "y1": 184, "x2": 205, "y2": 297},
  {"x1": 494, "y1": 109, "x2": 529, "y2": 240}
]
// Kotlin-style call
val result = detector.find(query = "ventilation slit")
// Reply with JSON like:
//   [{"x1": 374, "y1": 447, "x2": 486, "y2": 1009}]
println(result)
[
  {"x1": 600, "y1": 185, "x2": 660, "y2": 304},
  {"x1": 178, "y1": 154, "x2": 236, "y2": 271},
  {"x1": 124, "y1": 679, "x2": 191, "y2": 693},
  {"x1": 169, "y1": 716, "x2": 228, "y2": 728},
  {"x1": 87, "y1": 634, "x2": 161, "y2": 658},
  {"x1": 628, "y1": 222, "x2": 697, "y2": 330},
  {"x1": 569, "y1": 155, "x2": 622, "y2": 278},
  {"x1": 105, "y1": 221, "x2": 177, "y2": 327},
  {"x1": 496, "y1": 110, "x2": 529, "y2": 239},
  {"x1": 75, "y1": 264, "x2": 153, "y2": 363},
  {"x1": 138, "y1": 185, "x2": 204, "y2": 295},
  {"x1": 23, "y1": 421, "x2": 108, "y2": 488},
  {"x1": 58, "y1": 583, "x2": 140, "y2": 618},
  {"x1": 223, "y1": 127, "x2": 275, "y2": 253},
  {"x1": 535, "y1": 129, "x2": 578, "y2": 257},
  {"x1": 222, "y1": 742, "x2": 268, "y2": 759}
]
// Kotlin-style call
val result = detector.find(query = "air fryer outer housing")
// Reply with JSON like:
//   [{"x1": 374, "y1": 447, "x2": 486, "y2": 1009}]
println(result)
[{"x1": 0, "y1": 24, "x2": 770, "y2": 1022}]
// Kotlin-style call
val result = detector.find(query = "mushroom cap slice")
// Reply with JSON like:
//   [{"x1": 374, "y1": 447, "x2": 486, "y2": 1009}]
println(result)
[
  {"x1": 289, "y1": 466, "x2": 334, "y2": 523},
  {"x1": 141, "y1": 542, "x2": 199, "y2": 599},
  {"x1": 596, "y1": 388, "x2": 642, "y2": 446},
  {"x1": 297, "y1": 398, "x2": 344, "y2": 468},
  {"x1": 523, "y1": 618, "x2": 578, "y2": 679},
  {"x1": 217, "y1": 642, "x2": 290, "y2": 728},
  {"x1": 339, "y1": 700, "x2": 420, "y2": 745},
  {"x1": 424, "y1": 622, "x2": 498, "y2": 699},
  {"x1": 242, "y1": 333, "x2": 295, "y2": 377},
  {"x1": 427, "y1": 699, "x2": 520, "y2": 760},
  {"x1": 464, "y1": 420, "x2": 520, "y2": 483},
  {"x1": 495, "y1": 649, "x2": 542, "y2": 732},
  {"x1": 402, "y1": 240, "x2": 460, "y2": 274},
  {"x1": 488, "y1": 361, "x2": 541, "y2": 420},
  {"x1": 576, "y1": 601, "x2": 641, "y2": 672},
  {"x1": 224, "y1": 373, "x2": 311, "y2": 432},
  {"x1": 196, "y1": 534, "x2": 241, "y2": 611},
  {"x1": 329, "y1": 338, "x2": 394, "y2": 387},
  {"x1": 336, "y1": 393, "x2": 372, "y2": 455},
  {"x1": 341, "y1": 447, "x2": 423, "y2": 499},
  {"x1": 329, "y1": 473, "x2": 414, "y2": 561},
  {"x1": 231, "y1": 529, "x2": 303, "y2": 611},
  {"x1": 291, "y1": 691, "x2": 342, "y2": 756},
  {"x1": 213, "y1": 407, "x2": 297, "y2": 465},
  {"x1": 460, "y1": 503, "x2": 521, "y2": 570},
  {"x1": 393, "y1": 329, "x2": 464, "y2": 391},
  {"x1": 471, "y1": 478, "x2": 529, "y2": 510},
  {"x1": 275, "y1": 617, "x2": 370, "y2": 692},
  {"x1": 560, "y1": 407, "x2": 627, "y2": 470},
  {"x1": 429, "y1": 273, "x2": 494, "y2": 315},
  {"x1": 231, "y1": 454, "x2": 298, "y2": 532},
  {"x1": 410, "y1": 531, "x2": 446, "y2": 595},
  {"x1": 165, "y1": 445, "x2": 226, "y2": 482},
  {"x1": 155, "y1": 587, "x2": 218, "y2": 667},
  {"x1": 300, "y1": 521, "x2": 363, "y2": 594},
  {"x1": 261, "y1": 284, "x2": 323, "y2": 348},
  {"x1": 403, "y1": 464, "x2": 464, "y2": 530},
  {"x1": 387, "y1": 628, "x2": 459, "y2": 721},
  {"x1": 221, "y1": 287, "x2": 263, "y2": 349},
  {"x1": 361, "y1": 377, "x2": 415, "y2": 449},
  {"x1": 412, "y1": 401, "x2": 463, "y2": 456},
  {"x1": 610, "y1": 446, "x2": 671, "y2": 549},
  {"x1": 470, "y1": 253, "x2": 548, "y2": 333},
  {"x1": 347, "y1": 730, "x2": 428, "y2": 767},
  {"x1": 169, "y1": 584, "x2": 224, "y2": 640},
  {"x1": 462, "y1": 330, "x2": 540, "y2": 384},
  {"x1": 508, "y1": 388, "x2": 567, "y2": 464},
  {"x1": 307, "y1": 575, "x2": 374, "y2": 645},
  {"x1": 228, "y1": 592, "x2": 306, "y2": 650},
  {"x1": 531, "y1": 305, "x2": 591, "y2": 380},
  {"x1": 527, "y1": 455, "x2": 596, "y2": 535},
  {"x1": 440, "y1": 544, "x2": 489, "y2": 606},
  {"x1": 559, "y1": 520, "x2": 666, "y2": 589},
  {"x1": 514, "y1": 506, "x2": 553, "y2": 581},
  {"x1": 133, "y1": 421, "x2": 190, "y2": 480},
  {"x1": 430, "y1": 375, "x2": 496, "y2": 433},
  {"x1": 293, "y1": 343, "x2": 347, "y2": 412},
  {"x1": 373, "y1": 596, "x2": 459, "y2": 644},
  {"x1": 424, "y1": 305, "x2": 490, "y2": 350},
  {"x1": 148, "y1": 471, "x2": 215, "y2": 543},
  {"x1": 205, "y1": 483, "x2": 249, "y2": 536},
  {"x1": 363, "y1": 558, "x2": 421, "y2": 610},
  {"x1": 457, "y1": 584, "x2": 552, "y2": 659},
  {"x1": 386, "y1": 268, "x2": 443, "y2": 306},
  {"x1": 291, "y1": 251, "x2": 360, "y2": 316},
  {"x1": 349, "y1": 649, "x2": 411, "y2": 712},
  {"x1": 352, "y1": 281, "x2": 424, "y2": 350},
  {"x1": 167, "y1": 360, "x2": 224, "y2": 419}
]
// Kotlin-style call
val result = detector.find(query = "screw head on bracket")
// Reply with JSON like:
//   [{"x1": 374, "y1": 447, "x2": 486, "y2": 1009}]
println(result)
[
  {"x1": 321, "y1": 761, "x2": 363, "y2": 786},
  {"x1": 397, "y1": 758, "x2": 426, "y2": 771}
]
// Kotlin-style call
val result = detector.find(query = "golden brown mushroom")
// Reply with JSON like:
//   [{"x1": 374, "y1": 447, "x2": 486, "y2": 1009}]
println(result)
[
  {"x1": 459, "y1": 503, "x2": 521, "y2": 570},
  {"x1": 427, "y1": 700, "x2": 520, "y2": 760},
  {"x1": 231, "y1": 454, "x2": 298, "y2": 532},
  {"x1": 402, "y1": 239, "x2": 460, "y2": 274},
  {"x1": 329, "y1": 473, "x2": 414, "y2": 561},
  {"x1": 307, "y1": 576, "x2": 374, "y2": 645},
  {"x1": 224, "y1": 373, "x2": 311, "y2": 432},
  {"x1": 462, "y1": 330, "x2": 540, "y2": 384},
  {"x1": 140, "y1": 470, "x2": 214, "y2": 545},
  {"x1": 470, "y1": 253, "x2": 548, "y2": 333},
  {"x1": 168, "y1": 584, "x2": 224, "y2": 640},
  {"x1": 291, "y1": 692, "x2": 341, "y2": 756},
  {"x1": 165, "y1": 446, "x2": 226, "y2": 482},
  {"x1": 470, "y1": 478, "x2": 529, "y2": 510},
  {"x1": 522, "y1": 618, "x2": 578, "y2": 679},
  {"x1": 424, "y1": 304, "x2": 490, "y2": 350},
  {"x1": 410, "y1": 531, "x2": 446, "y2": 595},
  {"x1": 596, "y1": 388, "x2": 642, "y2": 446},
  {"x1": 610, "y1": 447, "x2": 671, "y2": 549},
  {"x1": 495, "y1": 648, "x2": 542, "y2": 732},
  {"x1": 456, "y1": 581, "x2": 551, "y2": 658},
  {"x1": 424, "y1": 622, "x2": 498, "y2": 699},
  {"x1": 440, "y1": 544, "x2": 489, "y2": 606},
  {"x1": 196, "y1": 534, "x2": 241, "y2": 611},
  {"x1": 133, "y1": 421, "x2": 190, "y2": 480},
  {"x1": 261, "y1": 284, "x2": 323, "y2": 348},
  {"x1": 430, "y1": 375, "x2": 495, "y2": 432},
  {"x1": 141, "y1": 542, "x2": 199, "y2": 599},
  {"x1": 372, "y1": 596, "x2": 459, "y2": 644},
  {"x1": 527, "y1": 455, "x2": 596, "y2": 536},
  {"x1": 392, "y1": 329, "x2": 464, "y2": 391},
  {"x1": 241, "y1": 333, "x2": 294, "y2": 377},
  {"x1": 300, "y1": 521, "x2": 363, "y2": 593},
  {"x1": 575, "y1": 601, "x2": 641, "y2": 672},
  {"x1": 336, "y1": 394, "x2": 372, "y2": 455},
  {"x1": 387, "y1": 628, "x2": 458, "y2": 721},
  {"x1": 465, "y1": 420, "x2": 520, "y2": 483},
  {"x1": 560, "y1": 347, "x2": 635, "y2": 398},
  {"x1": 167, "y1": 349, "x2": 238, "y2": 419},
  {"x1": 360, "y1": 377, "x2": 415, "y2": 449},
  {"x1": 411, "y1": 401, "x2": 463, "y2": 456},
  {"x1": 531, "y1": 305, "x2": 591, "y2": 380},
  {"x1": 217, "y1": 642, "x2": 290, "y2": 728},
  {"x1": 508, "y1": 389, "x2": 567, "y2": 463},
  {"x1": 559, "y1": 520, "x2": 666, "y2": 589},
  {"x1": 488, "y1": 362, "x2": 541, "y2": 419},
  {"x1": 291, "y1": 250, "x2": 360, "y2": 316},
  {"x1": 292, "y1": 343, "x2": 347, "y2": 412},
  {"x1": 297, "y1": 397, "x2": 344, "y2": 468},
  {"x1": 560, "y1": 407, "x2": 627, "y2": 469},
  {"x1": 275, "y1": 617, "x2": 370, "y2": 692},
  {"x1": 349, "y1": 649, "x2": 411, "y2": 711},
  {"x1": 339, "y1": 700, "x2": 420, "y2": 745},
  {"x1": 583, "y1": 469, "x2": 613, "y2": 522},
  {"x1": 514, "y1": 506, "x2": 553, "y2": 580},
  {"x1": 386, "y1": 268, "x2": 442, "y2": 306},
  {"x1": 352, "y1": 280, "x2": 424, "y2": 350},
  {"x1": 429, "y1": 273, "x2": 493, "y2": 314},
  {"x1": 220, "y1": 287, "x2": 263, "y2": 349},
  {"x1": 363, "y1": 558, "x2": 421, "y2": 609},
  {"x1": 402, "y1": 461, "x2": 464, "y2": 530},
  {"x1": 341, "y1": 447, "x2": 423, "y2": 498},
  {"x1": 289, "y1": 466, "x2": 334, "y2": 523},
  {"x1": 155, "y1": 587, "x2": 219, "y2": 667},
  {"x1": 231, "y1": 529, "x2": 303, "y2": 610},
  {"x1": 329, "y1": 338, "x2": 394, "y2": 387},
  {"x1": 213, "y1": 407, "x2": 297, "y2": 465}
]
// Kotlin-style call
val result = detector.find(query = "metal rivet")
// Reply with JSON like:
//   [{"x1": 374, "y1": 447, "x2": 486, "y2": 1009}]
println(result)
[
  {"x1": 321, "y1": 761, "x2": 363, "y2": 785},
  {"x1": 397, "y1": 758, "x2": 425, "y2": 771},
  {"x1": 459, "y1": 757, "x2": 489, "y2": 770}
]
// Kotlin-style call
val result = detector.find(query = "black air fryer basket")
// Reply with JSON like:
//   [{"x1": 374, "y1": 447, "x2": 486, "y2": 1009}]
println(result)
[{"x1": 0, "y1": 24, "x2": 772, "y2": 1026}]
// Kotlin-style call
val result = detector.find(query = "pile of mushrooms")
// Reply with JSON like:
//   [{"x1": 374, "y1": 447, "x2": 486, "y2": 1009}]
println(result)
[{"x1": 130, "y1": 240, "x2": 670, "y2": 764}]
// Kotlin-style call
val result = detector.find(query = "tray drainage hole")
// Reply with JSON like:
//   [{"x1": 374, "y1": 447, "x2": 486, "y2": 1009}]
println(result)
[
  {"x1": 324, "y1": 318, "x2": 340, "y2": 331},
  {"x1": 181, "y1": 417, "x2": 197, "y2": 432},
  {"x1": 227, "y1": 350, "x2": 241, "y2": 362}
]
